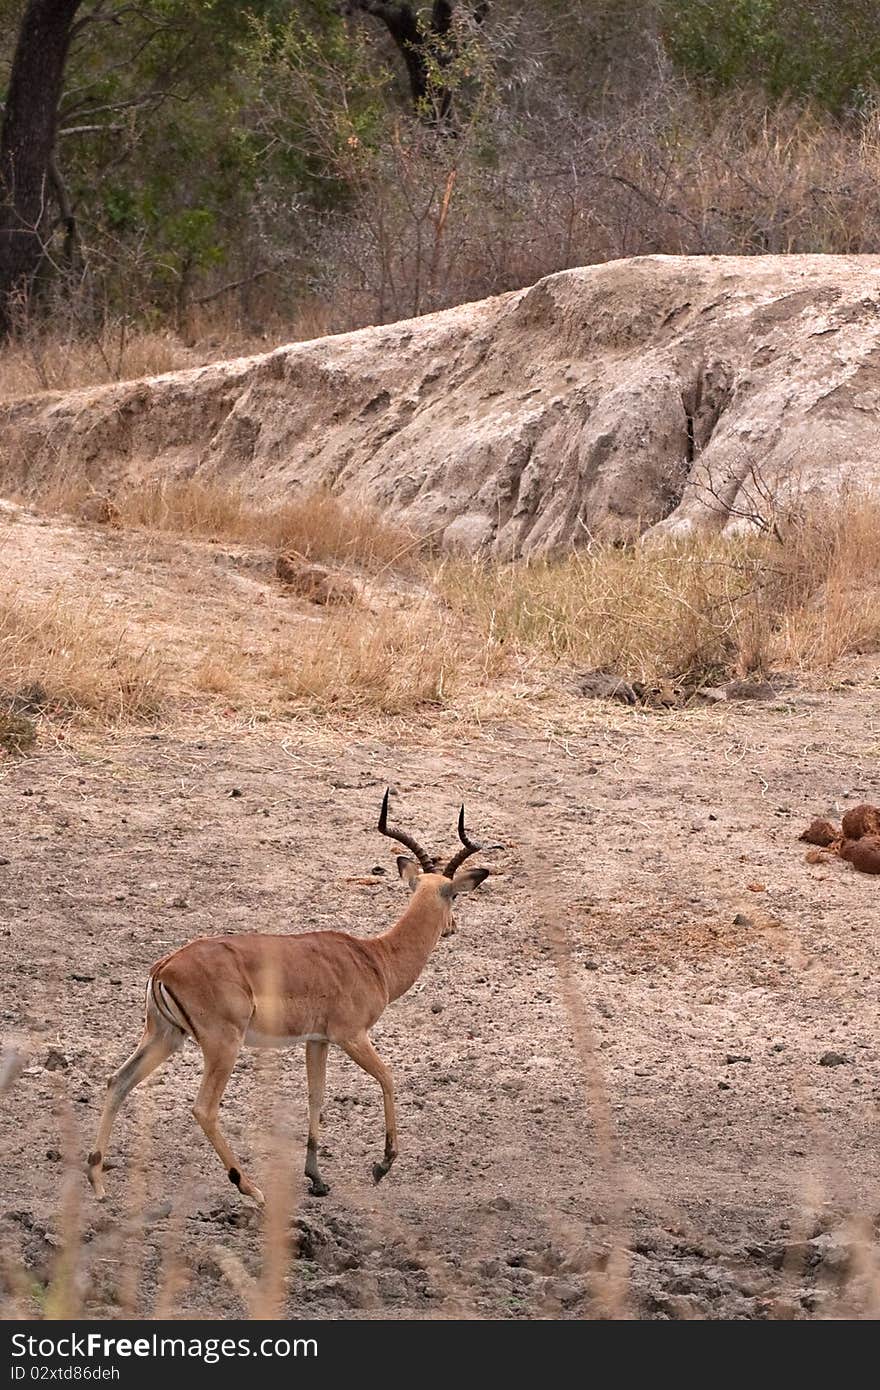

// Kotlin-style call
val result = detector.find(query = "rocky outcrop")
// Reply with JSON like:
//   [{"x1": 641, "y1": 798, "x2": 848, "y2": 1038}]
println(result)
[{"x1": 4, "y1": 254, "x2": 880, "y2": 554}]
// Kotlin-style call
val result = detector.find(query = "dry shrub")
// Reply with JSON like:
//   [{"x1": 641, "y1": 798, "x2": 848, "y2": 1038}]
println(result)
[
  {"x1": 0, "y1": 588, "x2": 163, "y2": 722},
  {"x1": 0, "y1": 709, "x2": 36, "y2": 755},
  {"x1": 581, "y1": 88, "x2": 880, "y2": 262},
  {"x1": 5, "y1": 92, "x2": 879, "y2": 396},
  {"x1": 437, "y1": 495, "x2": 880, "y2": 688},
  {"x1": 296, "y1": 84, "x2": 880, "y2": 325},
  {"x1": 0, "y1": 91, "x2": 877, "y2": 402},
  {"x1": 438, "y1": 537, "x2": 767, "y2": 687}
]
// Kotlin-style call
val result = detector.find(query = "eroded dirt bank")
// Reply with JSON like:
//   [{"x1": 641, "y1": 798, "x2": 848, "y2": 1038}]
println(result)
[{"x1": 4, "y1": 254, "x2": 880, "y2": 554}]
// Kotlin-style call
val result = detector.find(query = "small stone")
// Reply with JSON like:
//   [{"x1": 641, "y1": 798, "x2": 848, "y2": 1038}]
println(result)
[
  {"x1": 430, "y1": 1002, "x2": 443, "y2": 1014},
  {"x1": 718, "y1": 1080, "x2": 731, "y2": 1090},
  {"x1": 370, "y1": 864, "x2": 387, "y2": 875},
  {"x1": 70, "y1": 973, "x2": 95, "y2": 983},
  {"x1": 229, "y1": 787, "x2": 242, "y2": 798},
  {"x1": 726, "y1": 1054, "x2": 752, "y2": 1065},
  {"x1": 811, "y1": 1233, "x2": 851, "y2": 1273},
  {"x1": 44, "y1": 1049, "x2": 68, "y2": 1071},
  {"x1": 733, "y1": 913, "x2": 753, "y2": 927},
  {"x1": 544, "y1": 1277, "x2": 583, "y2": 1307},
  {"x1": 818, "y1": 1051, "x2": 849, "y2": 1067},
  {"x1": 45, "y1": 1149, "x2": 61, "y2": 1162},
  {"x1": 170, "y1": 895, "x2": 189, "y2": 909}
]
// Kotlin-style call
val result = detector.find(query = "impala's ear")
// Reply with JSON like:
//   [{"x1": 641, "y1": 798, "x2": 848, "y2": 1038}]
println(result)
[
  {"x1": 397, "y1": 856, "x2": 421, "y2": 891},
  {"x1": 449, "y1": 866, "x2": 489, "y2": 897}
]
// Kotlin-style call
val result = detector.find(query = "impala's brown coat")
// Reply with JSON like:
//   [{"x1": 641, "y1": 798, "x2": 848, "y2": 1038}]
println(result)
[{"x1": 87, "y1": 861, "x2": 488, "y2": 1203}]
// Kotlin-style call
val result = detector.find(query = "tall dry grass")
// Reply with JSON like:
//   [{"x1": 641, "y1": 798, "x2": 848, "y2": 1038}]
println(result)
[
  {"x1": 3, "y1": 489, "x2": 880, "y2": 731},
  {"x1": 0, "y1": 328, "x2": 202, "y2": 401},
  {"x1": 264, "y1": 603, "x2": 458, "y2": 715},
  {"x1": 0, "y1": 588, "x2": 163, "y2": 724},
  {"x1": 0, "y1": 300, "x2": 333, "y2": 403},
  {"x1": 437, "y1": 496, "x2": 880, "y2": 688},
  {"x1": 45, "y1": 478, "x2": 421, "y2": 577}
]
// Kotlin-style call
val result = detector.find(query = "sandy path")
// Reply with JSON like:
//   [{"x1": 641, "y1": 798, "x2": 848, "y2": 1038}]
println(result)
[{"x1": 3, "y1": 679, "x2": 880, "y2": 1319}]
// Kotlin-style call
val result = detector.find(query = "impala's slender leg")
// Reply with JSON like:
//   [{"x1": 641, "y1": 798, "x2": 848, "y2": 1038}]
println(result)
[
  {"x1": 192, "y1": 1028, "x2": 264, "y2": 1205},
  {"x1": 304, "y1": 1040, "x2": 330, "y2": 1197},
  {"x1": 340, "y1": 1033, "x2": 398, "y2": 1184},
  {"x1": 87, "y1": 1023, "x2": 182, "y2": 1200}
]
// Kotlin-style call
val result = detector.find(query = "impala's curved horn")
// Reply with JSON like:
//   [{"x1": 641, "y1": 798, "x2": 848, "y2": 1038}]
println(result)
[
  {"x1": 443, "y1": 804, "x2": 502, "y2": 878},
  {"x1": 377, "y1": 789, "x2": 435, "y2": 874}
]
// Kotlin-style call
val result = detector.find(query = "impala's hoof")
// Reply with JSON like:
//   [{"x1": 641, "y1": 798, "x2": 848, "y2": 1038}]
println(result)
[
  {"x1": 86, "y1": 1158, "x2": 106, "y2": 1201},
  {"x1": 308, "y1": 1178, "x2": 330, "y2": 1198},
  {"x1": 372, "y1": 1162, "x2": 389, "y2": 1185},
  {"x1": 247, "y1": 1186, "x2": 265, "y2": 1207}
]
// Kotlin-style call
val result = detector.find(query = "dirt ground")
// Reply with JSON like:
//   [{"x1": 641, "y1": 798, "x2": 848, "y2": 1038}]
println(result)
[{"x1": 3, "y1": 667, "x2": 880, "y2": 1319}]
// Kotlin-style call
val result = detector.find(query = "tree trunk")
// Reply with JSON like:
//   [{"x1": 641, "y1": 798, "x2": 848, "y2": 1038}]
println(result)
[{"x1": 0, "y1": 0, "x2": 82, "y2": 334}]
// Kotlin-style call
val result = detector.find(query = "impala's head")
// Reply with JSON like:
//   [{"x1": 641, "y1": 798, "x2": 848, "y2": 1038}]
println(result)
[{"x1": 377, "y1": 789, "x2": 496, "y2": 935}]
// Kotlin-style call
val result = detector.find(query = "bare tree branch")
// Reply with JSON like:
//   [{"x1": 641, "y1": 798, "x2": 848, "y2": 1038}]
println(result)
[{"x1": 194, "y1": 267, "x2": 275, "y2": 306}]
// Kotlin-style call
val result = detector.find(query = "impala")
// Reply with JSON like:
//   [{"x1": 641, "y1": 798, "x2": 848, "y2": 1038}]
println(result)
[{"x1": 87, "y1": 791, "x2": 494, "y2": 1203}]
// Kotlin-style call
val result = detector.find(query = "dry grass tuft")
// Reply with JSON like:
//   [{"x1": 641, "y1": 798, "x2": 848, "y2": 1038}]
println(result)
[
  {"x1": 0, "y1": 328, "x2": 202, "y2": 400},
  {"x1": 41, "y1": 476, "x2": 421, "y2": 578},
  {"x1": 264, "y1": 603, "x2": 458, "y2": 715},
  {"x1": 439, "y1": 537, "x2": 769, "y2": 688},
  {"x1": 0, "y1": 588, "x2": 164, "y2": 723},
  {"x1": 437, "y1": 496, "x2": 880, "y2": 689},
  {"x1": 768, "y1": 499, "x2": 880, "y2": 669}
]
